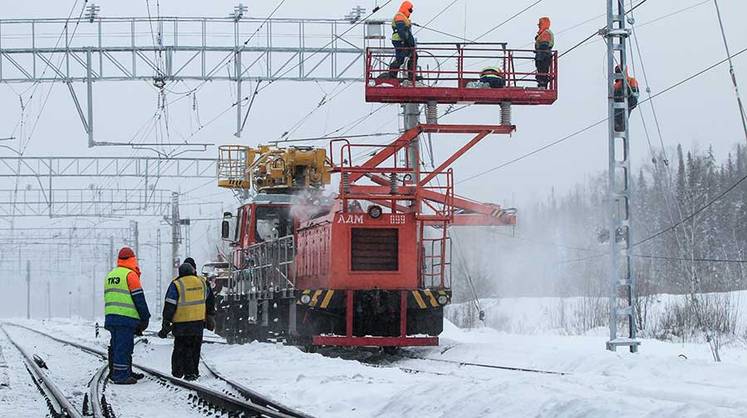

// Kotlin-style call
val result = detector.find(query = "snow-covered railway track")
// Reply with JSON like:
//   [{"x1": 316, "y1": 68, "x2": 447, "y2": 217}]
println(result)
[
  {"x1": 0, "y1": 324, "x2": 83, "y2": 418},
  {"x1": 5, "y1": 322, "x2": 305, "y2": 418},
  {"x1": 200, "y1": 357, "x2": 313, "y2": 418}
]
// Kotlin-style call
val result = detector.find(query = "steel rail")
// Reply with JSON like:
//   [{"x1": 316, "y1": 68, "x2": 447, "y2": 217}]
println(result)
[
  {"x1": 0, "y1": 325, "x2": 84, "y2": 418},
  {"x1": 5, "y1": 323, "x2": 303, "y2": 418},
  {"x1": 87, "y1": 364, "x2": 112, "y2": 418},
  {"x1": 201, "y1": 357, "x2": 313, "y2": 418}
]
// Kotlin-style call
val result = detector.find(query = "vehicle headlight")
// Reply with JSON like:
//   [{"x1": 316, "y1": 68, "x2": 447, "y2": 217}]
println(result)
[
  {"x1": 367, "y1": 205, "x2": 383, "y2": 219},
  {"x1": 437, "y1": 295, "x2": 449, "y2": 305},
  {"x1": 300, "y1": 294, "x2": 312, "y2": 304}
]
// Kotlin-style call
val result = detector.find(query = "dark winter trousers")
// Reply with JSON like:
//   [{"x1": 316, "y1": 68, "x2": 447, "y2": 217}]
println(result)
[
  {"x1": 535, "y1": 50, "x2": 552, "y2": 88},
  {"x1": 172, "y1": 335, "x2": 202, "y2": 378},
  {"x1": 614, "y1": 96, "x2": 638, "y2": 132},
  {"x1": 389, "y1": 40, "x2": 416, "y2": 79},
  {"x1": 107, "y1": 325, "x2": 135, "y2": 382}
]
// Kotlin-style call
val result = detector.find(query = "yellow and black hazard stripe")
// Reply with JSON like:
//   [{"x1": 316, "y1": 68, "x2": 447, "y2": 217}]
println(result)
[
  {"x1": 298, "y1": 289, "x2": 337, "y2": 309},
  {"x1": 410, "y1": 289, "x2": 450, "y2": 309}
]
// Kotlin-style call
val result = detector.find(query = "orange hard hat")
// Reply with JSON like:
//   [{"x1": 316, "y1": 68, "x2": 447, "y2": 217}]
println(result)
[
  {"x1": 538, "y1": 17, "x2": 551, "y2": 30},
  {"x1": 118, "y1": 246, "x2": 135, "y2": 260},
  {"x1": 400, "y1": 1, "x2": 414, "y2": 17}
]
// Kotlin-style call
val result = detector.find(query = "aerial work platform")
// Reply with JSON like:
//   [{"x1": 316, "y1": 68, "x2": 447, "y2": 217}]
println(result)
[{"x1": 365, "y1": 43, "x2": 558, "y2": 105}]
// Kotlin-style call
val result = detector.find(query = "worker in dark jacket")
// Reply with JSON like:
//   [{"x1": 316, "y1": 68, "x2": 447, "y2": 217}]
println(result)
[
  {"x1": 104, "y1": 247, "x2": 150, "y2": 385},
  {"x1": 158, "y1": 258, "x2": 215, "y2": 380},
  {"x1": 388, "y1": 1, "x2": 417, "y2": 80},
  {"x1": 534, "y1": 17, "x2": 554, "y2": 88},
  {"x1": 613, "y1": 65, "x2": 640, "y2": 131},
  {"x1": 480, "y1": 66, "x2": 506, "y2": 88}
]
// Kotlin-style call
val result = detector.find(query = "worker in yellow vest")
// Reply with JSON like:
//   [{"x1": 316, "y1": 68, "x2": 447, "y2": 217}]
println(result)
[
  {"x1": 480, "y1": 66, "x2": 506, "y2": 88},
  {"x1": 158, "y1": 258, "x2": 215, "y2": 380},
  {"x1": 388, "y1": 1, "x2": 417, "y2": 80},
  {"x1": 104, "y1": 247, "x2": 151, "y2": 385}
]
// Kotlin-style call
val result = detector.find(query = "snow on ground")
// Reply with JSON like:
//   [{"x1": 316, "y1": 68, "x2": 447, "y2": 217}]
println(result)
[
  {"x1": 446, "y1": 291, "x2": 747, "y2": 338},
  {"x1": 0, "y1": 328, "x2": 49, "y2": 417},
  {"x1": 5, "y1": 317, "x2": 747, "y2": 418}
]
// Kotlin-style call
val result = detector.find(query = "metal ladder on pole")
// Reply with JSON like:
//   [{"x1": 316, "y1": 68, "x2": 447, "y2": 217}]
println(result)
[{"x1": 604, "y1": 0, "x2": 640, "y2": 353}]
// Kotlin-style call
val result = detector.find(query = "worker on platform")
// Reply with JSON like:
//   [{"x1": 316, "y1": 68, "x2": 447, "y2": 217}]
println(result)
[
  {"x1": 534, "y1": 17, "x2": 554, "y2": 89},
  {"x1": 388, "y1": 1, "x2": 418, "y2": 81},
  {"x1": 480, "y1": 66, "x2": 506, "y2": 88},
  {"x1": 104, "y1": 247, "x2": 150, "y2": 385},
  {"x1": 613, "y1": 65, "x2": 640, "y2": 132},
  {"x1": 158, "y1": 258, "x2": 215, "y2": 381}
]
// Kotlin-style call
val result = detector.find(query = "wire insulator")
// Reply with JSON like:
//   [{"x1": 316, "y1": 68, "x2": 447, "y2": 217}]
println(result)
[
  {"x1": 500, "y1": 102, "x2": 512, "y2": 126},
  {"x1": 426, "y1": 101, "x2": 438, "y2": 125},
  {"x1": 342, "y1": 172, "x2": 350, "y2": 194},
  {"x1": 390, "y1": 173, "x2": 398, "y2": 194}
]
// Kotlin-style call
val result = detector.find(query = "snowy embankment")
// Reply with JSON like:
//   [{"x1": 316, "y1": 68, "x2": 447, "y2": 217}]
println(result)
[
  {"x1": 4, "y1": 317, "x2": 747, "y2": 417},
  {"x1": 446, "y1": 291, "x2": 747, "y2": 340}
]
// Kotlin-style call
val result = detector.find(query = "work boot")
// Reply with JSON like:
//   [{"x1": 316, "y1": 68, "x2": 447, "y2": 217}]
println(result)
[
  {"x1": 184, "y1": 374, "x2": 199, "y2": 381},
  {"x1": 131, "y1": 372, "x2": 145, "y2": 380},
  {"x1": 111, "y1": 376, "x2": 138, "y2": 385},
  {"x1": 172, "y1": 371, "x2": 184, "y2": 379}
]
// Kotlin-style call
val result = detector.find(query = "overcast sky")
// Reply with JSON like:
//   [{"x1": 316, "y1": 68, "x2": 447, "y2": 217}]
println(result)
[{"x1": 1, "y1": 0, "x2": 746, "y2": 316}]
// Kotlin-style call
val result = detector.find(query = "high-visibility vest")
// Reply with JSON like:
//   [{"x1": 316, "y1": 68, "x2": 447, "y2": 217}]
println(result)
[
  {"x1": 172, "y1": 275, "x2": 207, "y2": 323},
  {"x1": 391, "y1": 13, "x2": 411, "y2": 42},
  {"x1": 535, "y1": 29, "x2": 555, "y2": 49},
  {"x1": 104, "y1": 267, "x2": 140, "y2": 319},
  {"x1": 481, "y1": 67, "x2": 503, "y2": 79}
]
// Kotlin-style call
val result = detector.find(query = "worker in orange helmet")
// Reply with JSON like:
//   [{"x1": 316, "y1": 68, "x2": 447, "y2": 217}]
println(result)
[
  {"x1": 613, "y1": 65, "x2": 640, "y2": 131},
  {"x1": 534, "y1": 17, "x2": 555, "y2": 89},
  {"x1": 388, "y1": 1, "x2": 417, "y2": 81},
  {"x1": 104, "y1": 247, "x2": 151, "y2": 384}
]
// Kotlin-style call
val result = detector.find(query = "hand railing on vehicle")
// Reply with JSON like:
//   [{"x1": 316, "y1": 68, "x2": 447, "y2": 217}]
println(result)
[{"x1": 365, "y1": 43, "x2": 558, "y2": 105}]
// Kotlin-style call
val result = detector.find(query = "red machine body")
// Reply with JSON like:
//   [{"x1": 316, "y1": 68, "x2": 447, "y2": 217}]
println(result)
[{"x1": 213, "y1": 43, "x2": 557, "y2": 348}]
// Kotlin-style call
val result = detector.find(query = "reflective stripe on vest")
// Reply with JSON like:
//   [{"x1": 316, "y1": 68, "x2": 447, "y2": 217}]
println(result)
[
  {"x1": 481, "y1": 67, "x2": 503, "y2": 79},
  {"x1": 391, "y1": 13, "x2": 411, "y2": 42},
  {"x1": 172, "y1": 275, "x2": 207, "y2": 323},
  {"x1": 104, "y1": 267, "x2": 140, "y2": 319}
]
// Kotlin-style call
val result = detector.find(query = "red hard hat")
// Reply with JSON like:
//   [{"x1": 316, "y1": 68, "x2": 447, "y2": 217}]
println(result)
[{"x1": 118, "y1": 247, "x2": 135, "y2": 260}]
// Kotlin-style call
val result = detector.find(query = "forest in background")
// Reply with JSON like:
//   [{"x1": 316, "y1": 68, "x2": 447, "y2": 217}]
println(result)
[{"x1": 450, "y1": 143, "x2": 747, "y2": 351}]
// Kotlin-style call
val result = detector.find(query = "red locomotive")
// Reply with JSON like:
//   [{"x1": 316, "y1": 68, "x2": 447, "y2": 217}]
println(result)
[{"x1": 212, "y1": 44, "x2": 557, "y2": 348}]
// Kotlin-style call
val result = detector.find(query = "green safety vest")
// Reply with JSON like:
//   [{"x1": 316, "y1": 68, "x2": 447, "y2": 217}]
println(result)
[
  {"x1": 391, "y1": 13, "x2": 411, "y2": 42},
  {"x1": 104, "y1": 267, "x2": 140, "y2": 319},
  {"x1": 535, "y1": 29, "x2": 555, "y2": 49}
]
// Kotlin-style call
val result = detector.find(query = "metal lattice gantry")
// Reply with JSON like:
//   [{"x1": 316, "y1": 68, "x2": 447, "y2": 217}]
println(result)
[
  {"x1": 0, "y1": 156, "x2": 216, "y2": 178},
  {"x1": 0, "y1": 187, "x2": 172, "y2": 217},
  {"x1": 0, "y1": 12, "x2": 386, "y2": 143},
  {"x1": 0, "y1": 226, "x2": 130, "y2": 242},
  {"x1": 603, "y1": 0, "x2": 639, "y2": 353}
]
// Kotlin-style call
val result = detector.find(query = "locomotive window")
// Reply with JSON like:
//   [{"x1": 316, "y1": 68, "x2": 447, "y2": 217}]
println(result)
[
  {"x1": 351, "y1": 228, "x2": 398, "y2": 271},
  {"x1": 255, "y1": 206, "x2": 292, "y2": 242}
]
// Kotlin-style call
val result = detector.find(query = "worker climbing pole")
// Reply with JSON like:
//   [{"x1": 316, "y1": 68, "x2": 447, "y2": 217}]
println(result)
[{"x1": 603, "y1": 0, "x2": 640, "y2": 353}]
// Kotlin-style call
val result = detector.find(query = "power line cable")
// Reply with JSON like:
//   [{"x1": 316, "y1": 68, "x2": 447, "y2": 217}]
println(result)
[
  {"x1": 457, "y1": 44, "x2": 747, "y2": 185},
  {"x1": 633, "y1": 171, "x2": 747, "y2": 248}
]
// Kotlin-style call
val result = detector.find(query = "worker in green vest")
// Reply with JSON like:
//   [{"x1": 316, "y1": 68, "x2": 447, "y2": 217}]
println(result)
[
  {"x1": 104, "y1": 247, "x2": 151, "y2": 385},
  {"x1": 158, "y1": 258, "x2": 215, "y2": 381}
]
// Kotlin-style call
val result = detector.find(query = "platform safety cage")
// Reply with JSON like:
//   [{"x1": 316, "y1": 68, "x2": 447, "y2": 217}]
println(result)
[
  {"x1": 365, "y1": 43, "x2": 558, "y2": 104},
  {"x1": 217, "y1": 145, "x2": 251, "y2": 187}
]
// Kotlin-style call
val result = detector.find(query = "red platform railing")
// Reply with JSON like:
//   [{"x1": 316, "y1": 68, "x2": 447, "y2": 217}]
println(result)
[{"x1": 365, "y1": 43, "x2": 558, "y2": 105}]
